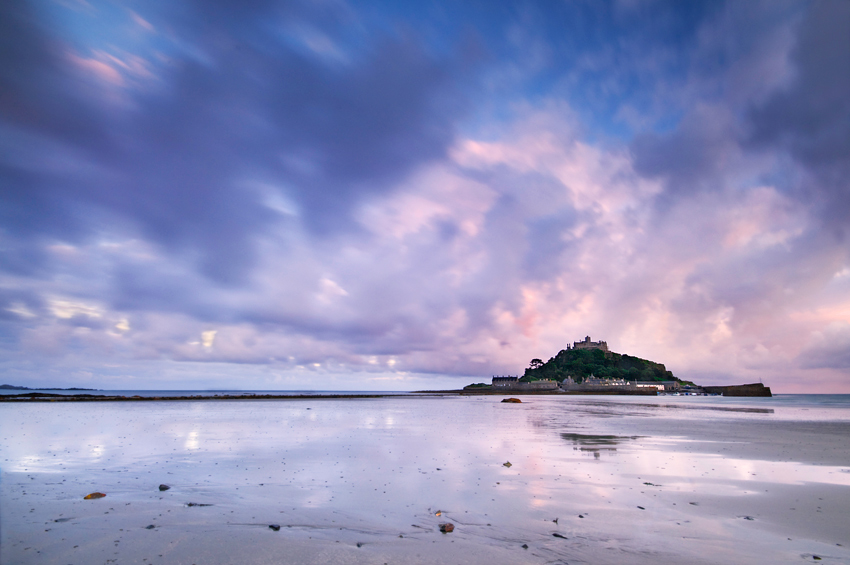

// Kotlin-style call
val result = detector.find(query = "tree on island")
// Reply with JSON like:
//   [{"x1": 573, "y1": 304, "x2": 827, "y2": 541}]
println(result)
[{"x1": 520, "y1": 347, "x2": 678, "y2": 384}]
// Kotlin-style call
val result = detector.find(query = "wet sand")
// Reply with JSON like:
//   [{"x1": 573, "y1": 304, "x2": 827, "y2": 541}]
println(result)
[{"x1": 2, "y1": 395, "x2": 848, "y2": 564}]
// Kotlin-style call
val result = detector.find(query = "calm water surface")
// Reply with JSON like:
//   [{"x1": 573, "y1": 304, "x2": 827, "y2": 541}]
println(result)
[{"x1": 1, "y1": 395, "x2": 848, "y2": 564}]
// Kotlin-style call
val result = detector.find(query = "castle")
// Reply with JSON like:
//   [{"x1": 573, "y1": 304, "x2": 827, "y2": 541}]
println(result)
[{"x1": 567, "y1": 336, "x2": 609, "y2": 352}]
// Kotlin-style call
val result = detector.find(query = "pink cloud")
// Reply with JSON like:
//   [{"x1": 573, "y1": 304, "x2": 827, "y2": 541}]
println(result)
[{"x1": 67, "y1": 53, "x2": 124, "y2": 85}]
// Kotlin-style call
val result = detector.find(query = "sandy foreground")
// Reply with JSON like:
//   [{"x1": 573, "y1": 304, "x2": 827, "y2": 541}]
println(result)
[{"x1": 1, "y1": 395, "x2": 848, "y2": 564}]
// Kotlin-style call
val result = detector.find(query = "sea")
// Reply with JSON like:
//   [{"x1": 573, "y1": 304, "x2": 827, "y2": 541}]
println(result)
[
  {"x1": 2, "y1": 393, "x2": 849, "y2": 564},
  {"x1": 0, "y1": 389, "x2": 414, "y2": 397}
]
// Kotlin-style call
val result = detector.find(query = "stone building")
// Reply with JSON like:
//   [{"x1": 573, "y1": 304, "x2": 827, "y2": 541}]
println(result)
[
  {"x1": 491, "y1": 376, "x2": 558, "y2": 391},
  {"x1": 568, "y1": 336, "x2": 609, "y2": 352},
  {"x1": 525, "y1": 379, "x2": 558, "y2": 390},
  {"x1": 583, "y1": 374, "x2": 627, "y2": 386},
  {"x1": 492, "y1": 376, "x2": 519, "y2": 387}
]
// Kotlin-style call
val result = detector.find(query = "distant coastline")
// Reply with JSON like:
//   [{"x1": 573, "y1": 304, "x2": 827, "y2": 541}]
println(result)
[
  {"x1": 0, "y1": 384, "x2": 99, "y2": 391},
  {"x1": 0, "y1": 392, "x2": 423, "y2": 402}
]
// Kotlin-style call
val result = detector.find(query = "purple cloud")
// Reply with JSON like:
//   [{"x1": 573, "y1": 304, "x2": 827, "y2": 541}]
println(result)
[{"x1": 1, "y1": 0, "x2": 849, "y2": 392}]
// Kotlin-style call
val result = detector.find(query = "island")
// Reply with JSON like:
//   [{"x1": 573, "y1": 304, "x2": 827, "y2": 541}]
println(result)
[{"x1": 461, "y1": 336, "x2": 772, "y2": 397}]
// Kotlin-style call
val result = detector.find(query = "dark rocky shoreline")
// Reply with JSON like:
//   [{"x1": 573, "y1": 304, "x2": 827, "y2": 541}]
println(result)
[
  {"x1": 1, "y1": 382, "x2": 772, "y2": 401},
  {"x1": 0, "y1": 392, "x2": 394, "y2": 402}
]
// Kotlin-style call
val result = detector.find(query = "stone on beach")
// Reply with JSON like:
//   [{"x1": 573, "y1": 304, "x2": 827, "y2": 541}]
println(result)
[
  {"x1": 501, "y1": 398, "x2": 522, "y2": 403},
  {"x1": 84, "y1": 492, "x2": 106, "y2": 499},
  {"x1": 503, "y1": 461, "x2": 512, "y2": 467},
  {"x1": 158, "y1": 484, "x2": 170, "y2": 491},
  {"x1": 269, "y1": 524, "x2": 281, "y2": 531},
  {"x1": 439, "y1": 523, "x2": 454, "y2": 533}
]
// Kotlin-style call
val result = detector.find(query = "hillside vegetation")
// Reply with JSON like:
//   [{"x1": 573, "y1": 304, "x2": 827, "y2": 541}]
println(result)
[{"x1": 521, "y1": 347, "x2": 677, "y2": 383}]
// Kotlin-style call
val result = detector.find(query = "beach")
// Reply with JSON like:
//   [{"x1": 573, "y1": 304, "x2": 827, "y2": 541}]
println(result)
[{"x1": 2, "y1": 394, "x2": 849, "y2": 564}]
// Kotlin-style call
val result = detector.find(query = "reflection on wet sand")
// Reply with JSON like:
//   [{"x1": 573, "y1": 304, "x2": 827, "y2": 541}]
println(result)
[
  {"x1": 644, "y1": 404, "x2": 774, "y2": 414},
  {"x1": 2, "y1": 396, "x2": 849, "y2": 565},
  {"x1": 559, "y1": 432, "x2": 641, "y2": 458},
  {"x1": 578, "y1": 401, "x2": 775, "y2": 414}
]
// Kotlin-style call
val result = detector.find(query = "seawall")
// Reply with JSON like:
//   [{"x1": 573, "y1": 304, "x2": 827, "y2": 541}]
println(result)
[{"x1": 702, "y1": 383, "x2": 772, "y2": 397}]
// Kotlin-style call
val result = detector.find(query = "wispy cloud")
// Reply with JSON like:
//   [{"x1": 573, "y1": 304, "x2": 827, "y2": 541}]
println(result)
[{"x1": 0, "y1": 0, "x2": 847, "y2": 391}]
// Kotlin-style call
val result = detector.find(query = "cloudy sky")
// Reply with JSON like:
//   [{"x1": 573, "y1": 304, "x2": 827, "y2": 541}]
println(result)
[{"x1": 1, "y1": 0, "x2": 848, "y2": 392}]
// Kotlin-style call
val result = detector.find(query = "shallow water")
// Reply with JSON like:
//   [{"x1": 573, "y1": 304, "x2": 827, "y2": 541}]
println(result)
[{"x1": 2, "y1": 395, "x2": 849, "y2": 564}]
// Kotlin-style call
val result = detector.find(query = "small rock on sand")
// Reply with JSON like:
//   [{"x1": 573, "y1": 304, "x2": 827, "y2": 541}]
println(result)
[
  {"x1": 84, "y1": 492, "x2": 106, "y2": 500},
  {"x1": 158, "y1": 484, "x2": 170, "y2": 491},
  {"x1": 503, "y1": 461, "x2": 512, "y2": 468},
  {"x1": 145, "y1": 525, "x2": 155, "y2": 530},
  {"x1": 269, "y1": 524, "x2": 280, "y2": 531},
  {"x1": 439, "y1": 523, "x2": 454, "y2": 533},
  {"x1": 501, "y1": 398, "x2": 521, "y2": 403}
]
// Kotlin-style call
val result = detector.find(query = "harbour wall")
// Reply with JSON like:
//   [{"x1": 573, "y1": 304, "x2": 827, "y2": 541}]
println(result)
[{"x1": 702, "y1": 383, "x2": 772, "y2": 397}]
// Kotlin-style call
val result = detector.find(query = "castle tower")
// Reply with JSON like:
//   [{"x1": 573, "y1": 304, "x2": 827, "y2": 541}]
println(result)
[{"x1": 572, "y1": 336, "x2": 609, "y2": 352}]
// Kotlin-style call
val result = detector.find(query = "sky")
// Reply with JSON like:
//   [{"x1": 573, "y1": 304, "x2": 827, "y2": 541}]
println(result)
[{"x1": 1, "y1": 0, "x2": 849, "y2": 392}]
